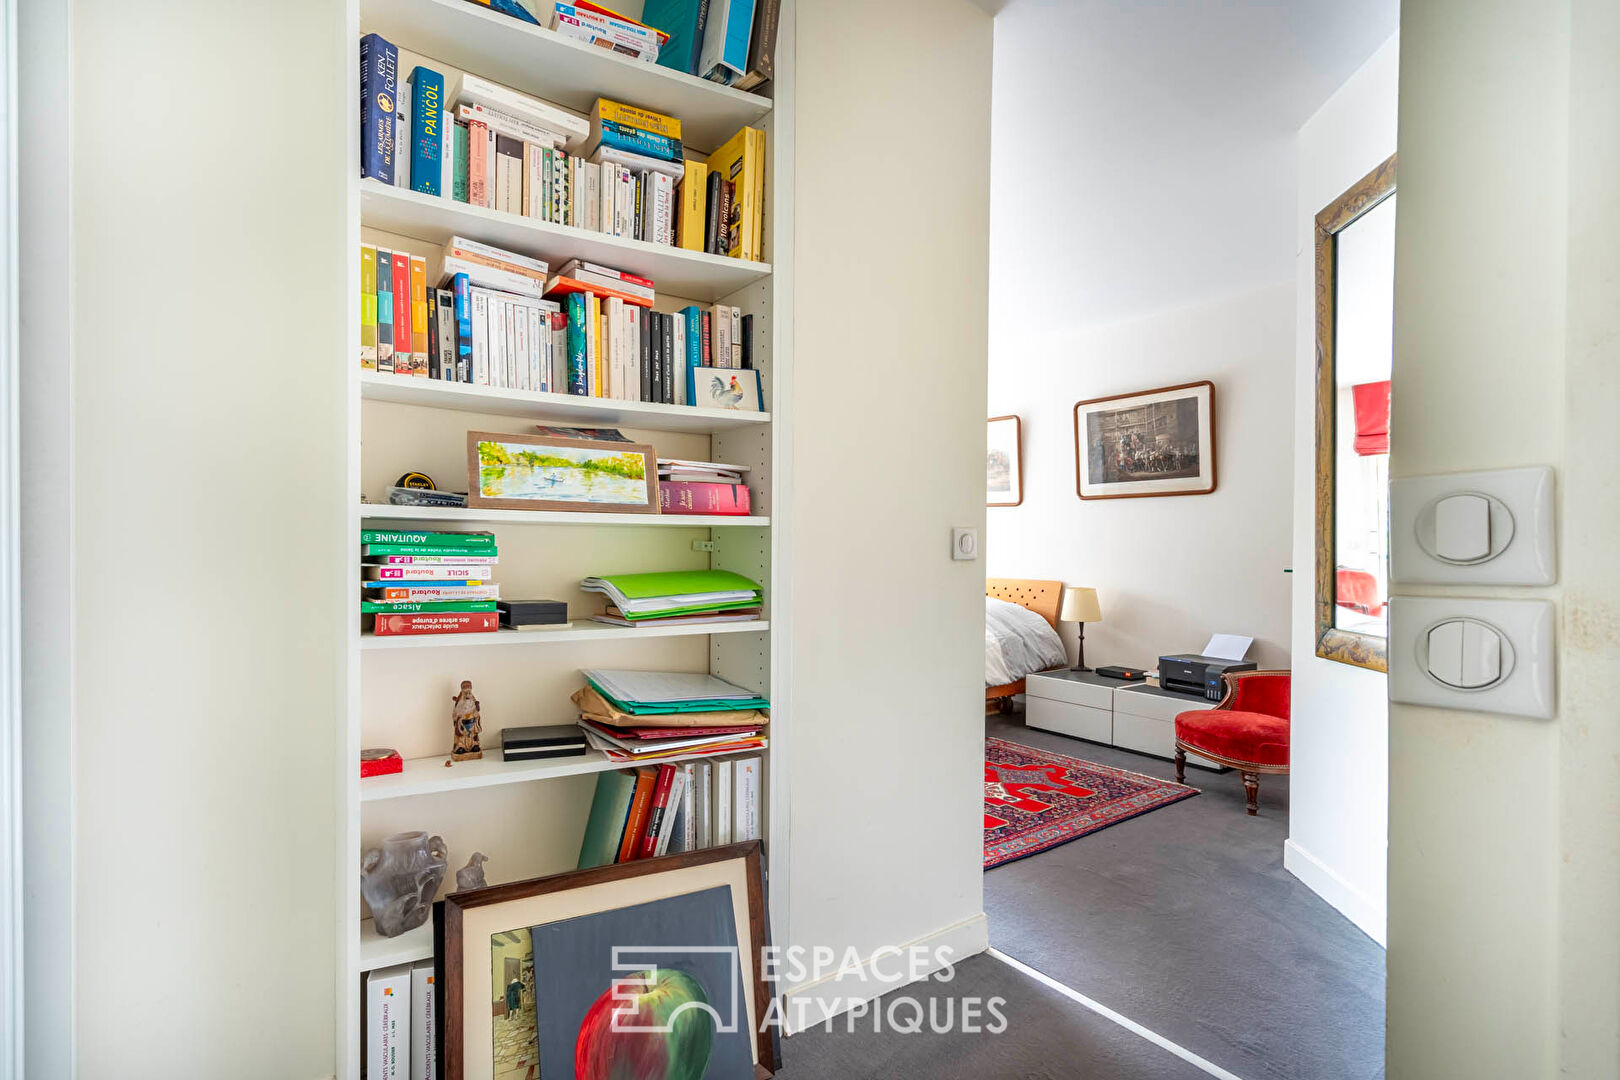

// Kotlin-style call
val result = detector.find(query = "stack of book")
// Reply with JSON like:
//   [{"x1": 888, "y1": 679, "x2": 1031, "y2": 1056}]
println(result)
[
  {"x1": 361, "y1": 530, "x2": 501, "y2": 637},
  {"x1": 642, "y1": 0, "x2": 780, "y2": 90},
  {"x1": 658, "y1": 458, "x2": 752, "y2": 515},
  {"x1": 365, "y1": 961, "x2": 436, "y2": 1080},
  {"x1": 550, "y1": 2, "x2": 668, "y2": 62},
  {"x1": 576, "y1": 753, "x2": 764, "y2": 870},
  {"x1": 580, "y1": 570, "x2": 762, "y2": 627},
  {"x1": 361, "y1": 236, "x2": 564, "y2": 391}
]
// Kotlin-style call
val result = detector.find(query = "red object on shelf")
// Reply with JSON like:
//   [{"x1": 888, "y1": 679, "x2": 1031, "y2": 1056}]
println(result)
[
  {"x1": 658, "y1": 482, "x2": 751, "y2": 515},
  {"x1": 360, "y1": 748, "x2": 403, "y2": 778},
  {"x1": 371, "y1": 611, "x2": 500, "y2": 636}
]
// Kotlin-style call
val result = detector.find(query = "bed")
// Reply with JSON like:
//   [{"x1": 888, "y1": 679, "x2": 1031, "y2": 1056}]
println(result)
[{"x1": 985, "y1": 578, "x2": 1067, "y2": 713}]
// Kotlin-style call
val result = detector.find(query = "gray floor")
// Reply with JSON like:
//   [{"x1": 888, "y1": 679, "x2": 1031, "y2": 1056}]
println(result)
[{"x1": 781, "y1": 707, "x2": 1385, "y2": 1080}]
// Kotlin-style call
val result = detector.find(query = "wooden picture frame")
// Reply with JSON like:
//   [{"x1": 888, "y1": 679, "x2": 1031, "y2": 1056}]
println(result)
[
  {"x1": 466, "y1": 430, "x2": 660, "y2": 514},
  {"x1": 986, "y1": 415, "x2": 1023, "y2": 507},
  {"x1": 436, "y1": 841, "x2": 780, "y2": 1080},
  {"x1": 1073, "y1": 381, "x2": 1217, "y2": 500},
  {"x1": 1313, "y1": 155, "x2": 1395, "y2": 673}
]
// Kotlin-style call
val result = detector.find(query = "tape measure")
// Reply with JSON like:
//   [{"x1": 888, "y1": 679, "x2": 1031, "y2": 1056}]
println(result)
[{"x1": 394, "y1": 471, "x2": 436, "y2": 490}]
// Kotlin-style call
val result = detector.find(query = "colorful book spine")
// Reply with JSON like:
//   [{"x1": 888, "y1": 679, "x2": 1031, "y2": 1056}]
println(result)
[
  {"x1": 390, "y1": 253, "x2": 412, "y2": 374},
  {"x1": 370, "y1": 611, "x2": 500, "y2": 636},
  {"x1": 593, "y1": 120, "x2": 683, "y2": 163},
  {"x1": 618, "y1": 768, "x2": 658, "y2": 862},
  {"x1": 592, "y1": 97, "x2": 683, "y2": 140},
  {"x1": 375, "y1": 248, "x2": 395, "y2": 374},
  {"x1": 410, "y1": 66, "x2": 444, "y2": 195},
  {"x1": 434, "y1": 287, "x2": 456, "y2": 380},
  {"x1": 359, "y1": 33, "x2": 398, "y2": 183},
  {"x1": 410, "y1": 256, "x2": 429, "y2": 377},
  {"x1": 364, "y1": 565, "x2": 492, "y2": 580},
  {"x1": 566, "y1": 292, "x2": 588, "y2": 395},
  {"x1": 452, "y1": 122, "x2": 470, "y2": 203},
  {"x1": 425, "y1": 289, "x2": 440, "y2": 379},
  {"x1": 360, "y1": 246, "x2": 378, "y2": 369},
  {"x1": 700, "y1": 0, "x2": 756, "y2": 85},
  {"x1": 361, "y1": 600, "x2": 500, "y2": 614},
  {"x1": 638, "y1": 764, "x2": 677, "y2": 858},
  {"x1": 367, "y1": 585, "x2": 501, "y2": 602},
  {"x1": 451, "y1": 273, "x2": 473, "y2": 382},
  {"x1": 365, "y1": 554, "x2": 498, "y2": 565},
  {"x1": 659, "y1": 481, "x2": 751, "y2": 515},
  {"x1": 467, "y1": 121, "x2": 489, "y2": 208},
  {"x1": 363, "y1": 544, "x2": 501, "y2": 556},
  {"x1": 360, "y1": 530, "x2": 495, "y2": 547}
]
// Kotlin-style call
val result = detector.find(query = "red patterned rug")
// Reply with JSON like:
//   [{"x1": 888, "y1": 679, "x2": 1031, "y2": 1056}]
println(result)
[{"x1": 984, "y1": 737, "x2": 1198, "y2": 869}]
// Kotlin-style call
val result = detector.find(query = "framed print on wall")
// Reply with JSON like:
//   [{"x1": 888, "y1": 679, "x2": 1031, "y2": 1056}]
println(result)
[
  {"x1": 1073, "y1": 381, "x2": 1217, "y2": 500},
  {"x1": 987, "y1": 415, "x2": 1023, "y2": 507},
  {"x1": 466, "y1": 430, "x2": 660, "y2": 514}
]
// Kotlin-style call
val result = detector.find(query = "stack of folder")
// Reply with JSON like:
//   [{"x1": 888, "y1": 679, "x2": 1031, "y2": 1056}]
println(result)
[
  {"x1": 573, "y1": 669, "x2": 768, "y2": 762},
  {"x1": 580, "y1": 570, "x2": 762, "y2": 627}
]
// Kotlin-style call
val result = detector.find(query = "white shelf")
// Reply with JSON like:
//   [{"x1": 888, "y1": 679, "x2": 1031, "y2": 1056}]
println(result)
[
  {"x1": 361, "y1": 739, "x2": 769, "y2": 802},
  {"x1": 359, "y1": 919, "x2": 433, "y2": 972},
  {"x1": 361, "y1": 182, "x2": 770, "y2": 303},
  {"x1": 362, "y1": 620, "x2": 769, "y2": 650},
  {"x1": 360, "y1": 370, "x2": 771, "y2": 432},
  {"x1": 360, "y1": 503, "x2": 768, "y2": 527},
  {"x1": 360, "y1": 0, "x2": 771, "y2": 153}
]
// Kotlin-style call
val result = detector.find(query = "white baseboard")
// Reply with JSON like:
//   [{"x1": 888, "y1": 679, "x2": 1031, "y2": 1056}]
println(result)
[
  {"x1": 780, "y1": 912, "x2": 990, "y2": 1035},
  {"x1": 1284, "y1": 838, "x2": 1386, "y2": 946}
]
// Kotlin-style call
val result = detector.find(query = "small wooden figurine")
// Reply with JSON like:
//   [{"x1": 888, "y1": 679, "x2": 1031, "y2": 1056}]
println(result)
[{"x1": 451, "y1": 680, "x2": 483, "y2": 761}]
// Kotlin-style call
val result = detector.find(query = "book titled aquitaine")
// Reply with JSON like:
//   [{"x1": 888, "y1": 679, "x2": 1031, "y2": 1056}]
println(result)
[{"x1": 361, "y1": 530, "x2": 495, "y2": 547}]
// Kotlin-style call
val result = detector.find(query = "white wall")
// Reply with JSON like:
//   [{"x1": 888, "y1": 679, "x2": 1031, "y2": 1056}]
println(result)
[
  {"x1": 1285, "y1": 35, "x2": 1398, "y2": 946},
  {"x1": 1388, "y1": 1, "x2": 1620, "y2": 1075},
  {"x1": 786, "y1": 0, "x2": 992, "y2": 1018},
  {"x1": 68, "y1": 0, "x2": 349, "y2": 1075}
]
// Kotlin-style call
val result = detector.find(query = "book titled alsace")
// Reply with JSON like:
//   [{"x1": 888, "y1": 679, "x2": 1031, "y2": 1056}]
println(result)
[
  {"x1": 360, "y1": 34, "x2": 399, "y2": 184},
  {"x1": 659, "y1": 481, "x2": 751, "y2": 515},
  {"x1": 372, "y1": 611, "x2": 500, "y2": 636}
]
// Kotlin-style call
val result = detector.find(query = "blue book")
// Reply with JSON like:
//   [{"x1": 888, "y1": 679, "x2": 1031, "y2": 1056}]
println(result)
[
  {"x1": 409, "y1": 66, "x2": 444, "y2": 196},
  {"x1": 680, "y1": 306, "x2": 702, "y2": 370},
  {"x1": 359, "y1": 34, "x2": 398, "y2": 183},
  {"x1": 451, "y1": 273, "x2": 473, "y2": 383},
  {"x1": 596, "y1": 121, "x2": 684, "y2": 163},
  {"x1": 566, "y1": 293, "x2": 589, "y2": 396},
  {"x1": 644, "y1": 0, "x2": 709, "y2": 76},
  {"x1": 700, "y1": 0, "x2": 755, "y2": 85}
]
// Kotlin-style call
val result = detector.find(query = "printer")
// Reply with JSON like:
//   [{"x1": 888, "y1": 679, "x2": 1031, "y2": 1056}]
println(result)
[{"x1": 1158, "y1": 653, "x2": 1257, "y2": 700}]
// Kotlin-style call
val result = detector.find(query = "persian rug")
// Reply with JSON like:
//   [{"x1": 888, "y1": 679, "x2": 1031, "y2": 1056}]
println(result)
[{"x1": 984, "y1": 737, "x2": 1198, "y2": 869}]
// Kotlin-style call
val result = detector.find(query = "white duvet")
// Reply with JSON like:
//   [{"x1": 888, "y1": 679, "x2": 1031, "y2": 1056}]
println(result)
[{"x1": 986, "y1": 595, "x2": 1068, "y2": 686}]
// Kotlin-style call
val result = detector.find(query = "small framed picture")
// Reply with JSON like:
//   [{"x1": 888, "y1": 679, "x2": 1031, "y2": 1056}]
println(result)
[
  {"x1": 688, "y1": 367, "x2": 764, "y2": 411},
  {"x1": 1073, "y1": 381, "x2": 1216, "y2": 499},
  {"x1": 467, "y1": 430, "x2": 660, "y2": 513},
  {"x1": 987, "y1": 415, "x2": 1022, "y2": 507}
]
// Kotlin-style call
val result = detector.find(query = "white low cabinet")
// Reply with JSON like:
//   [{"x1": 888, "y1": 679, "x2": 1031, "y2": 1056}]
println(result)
[{"x1": 1021, "y1": 670, "x2": 1223, "y2": 770}]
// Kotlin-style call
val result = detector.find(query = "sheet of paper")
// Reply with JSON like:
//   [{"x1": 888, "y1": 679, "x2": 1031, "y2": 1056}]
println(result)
[
  {"x1": 1203, "y1": 634, "x2": 1253, "y2": 660},
  {"x1": 585, "y1": 669, "x2": 759, "y2": 703}
]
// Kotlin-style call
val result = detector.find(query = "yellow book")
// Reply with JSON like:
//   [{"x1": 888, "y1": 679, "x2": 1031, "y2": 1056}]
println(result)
[
  {"x1": 706, "y1": 127, "x2": 765, "y2": 262},
  {"x1": 746, "y1": 127, "x2": 766, "y2": 261},
  {"x1": 591, "y1": 294, "x2": 604, "y2": 396},
  {"x1": 677, "y1": 162, "x2": 708, "y2": 252},
  {"x1": 409, "y1": 255, "x2": 429, "y2": 377},
  {"x1": 591, "y1": 98, "x2": 682, "y2": 141},
  {"x1": 360, "y1": 245, "x2": 378, "y2": 370}
]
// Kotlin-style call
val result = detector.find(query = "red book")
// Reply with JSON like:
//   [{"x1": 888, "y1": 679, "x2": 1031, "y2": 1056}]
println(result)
[
  {"x1": 637, "y1": 764, "x2": 678, "y2": 859},
  {"x1": 370, "y1": 611, "x2": 499, "y2": 636},
  {"x1": 659, "y1": 482, "x2": 751, "y2": 516},
  {"x1": 700, "y1": 312, "x2": 711, "y2": 364},
  {"x1": 542, "y1": 275, "x2": 654, "y2": 309},
  {"x1": 617, "y1": 767, "x2": 658, "y2": 862}
]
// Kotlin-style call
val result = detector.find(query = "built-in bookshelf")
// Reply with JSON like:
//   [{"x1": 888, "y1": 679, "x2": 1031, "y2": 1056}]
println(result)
[{"x1": 339, "y1": 0, "x2": 792, "y2": 1073}]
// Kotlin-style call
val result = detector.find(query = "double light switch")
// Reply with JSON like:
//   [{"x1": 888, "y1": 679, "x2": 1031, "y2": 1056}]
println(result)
[{"x1": 1425, "y1": 619, "x2": 1504, "y2": 689}]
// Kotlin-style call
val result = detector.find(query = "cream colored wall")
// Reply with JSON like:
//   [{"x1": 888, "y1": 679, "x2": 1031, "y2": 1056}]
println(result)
[
  {"x1": 1389, "y1": 1, "x2": 1620, "y2": 1076},
  {"x1": 70, "y1": 0, "x2": 348, "y2": 1076},
  {"x1": 786, "y1": 0, "x2": 992, "y2": 1008}
]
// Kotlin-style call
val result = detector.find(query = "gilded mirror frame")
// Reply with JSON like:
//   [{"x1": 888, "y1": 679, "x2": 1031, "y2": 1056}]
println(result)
[{"x1": 1314, "y1": 154, "x2": 1395, "y2": 672}]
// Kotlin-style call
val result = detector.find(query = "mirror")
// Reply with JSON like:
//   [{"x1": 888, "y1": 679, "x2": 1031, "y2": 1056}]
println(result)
[{"x1": 1314, "y1": 156, "x2": 1395, "y2": 672}]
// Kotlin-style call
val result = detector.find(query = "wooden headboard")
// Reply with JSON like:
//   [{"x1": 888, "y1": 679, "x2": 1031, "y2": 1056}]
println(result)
[{"x1": 986, "y1": 578, "x2": 1064, "y2": 630}]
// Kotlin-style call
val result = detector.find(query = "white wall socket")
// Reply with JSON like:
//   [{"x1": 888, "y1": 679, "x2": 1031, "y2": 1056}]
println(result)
[{"x1": 952, "y1": 527, "x2": 979, "y2": 561}]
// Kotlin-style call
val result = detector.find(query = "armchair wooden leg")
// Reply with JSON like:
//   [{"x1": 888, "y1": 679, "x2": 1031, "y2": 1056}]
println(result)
[
  {"x1": 1174, "y1": 748, "x2": 1186, "y2": 785},
  {"x1": 1242, "y1": 772, "x2": 1259, "y2": 815}
]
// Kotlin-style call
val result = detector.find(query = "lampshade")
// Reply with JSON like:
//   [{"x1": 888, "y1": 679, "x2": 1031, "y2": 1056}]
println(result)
[{"x1": 1060, "y1": 587, "x2": 1102, "y2": 624}]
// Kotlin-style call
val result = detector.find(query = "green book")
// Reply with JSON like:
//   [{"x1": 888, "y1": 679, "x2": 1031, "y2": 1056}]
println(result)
[
  {"x1": 361, "y1": 600, "x2": 499, "y2": 613},
  {"x1": 361, "y1": 530, "x2": 495, "y2": 547},
  {"x1": 363, "y1": 544, "x2": 499, "y2": 557},
  {"x1": 577, "y1": 769, "x2": 639, "y2": 869},
  {"x1": 452, "y1": 123, "x2": 469, "y2": 203}
]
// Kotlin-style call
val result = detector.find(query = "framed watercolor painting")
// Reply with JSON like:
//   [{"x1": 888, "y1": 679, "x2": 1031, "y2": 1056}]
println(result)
[
  {"x1": 436, "y1": 842, "x2": 780, "y2": 1080},
  {"x1": 1073, "y1": 381, "x2": 1217, "y2": 500},
  {"x1": 466, "y1": 431, "x2": 660, "y2": 514},
  {"x1": 688, "y1": 367, "x2": 764, "y2": 411},
  {"x1": 987, "y1": 415, "x2": 1022, "y2": 507}
]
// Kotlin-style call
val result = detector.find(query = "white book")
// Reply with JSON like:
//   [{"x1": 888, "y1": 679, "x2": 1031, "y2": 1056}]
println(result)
[
  {"x1": 569, "y1": 157, "x2": 584, "y2": 227},
  {"x1": 455, "y1": 101, "x2": 567, "y2": 149},
  {"x1": 615, "y1": 167, "x2": 633, "y2": 237},
  {"x1": 470, "y1": 291, "x2": 490, "y2": 385},
  {"x1": 588, "y1": 143, "x2": 687, "y2": 181},
  {"x1": 409, "y1": 961, "x2": 437, "y2": 1080},
  {"x1": 363, "y1": 564, "x2": 493, "y2": 581},
  {"x1": 653, "y1": 173, "x2": 675, "y2": 245},
  {"x1": 694, "y1": 761, "x2": 713, "y2": 848},
  {"x1": 733, "y1": 756, "x2": 761, "y2": 841},
  {"x1": 444, "y1": 236, "x2": 549, "y2": 277},
  {"x1": 442, "y1": 256, "x2": 547, "y2": 299},
  {"x1": 440, "y1": 114, "x2": 454, "y2": 201},
  {"x1": 597, "y1": 162, "x2": 613, "y2": 233},
  {"x1": 528, "y1": 306, "x2": 544, "y2": 392},
  {"x1": 513, "y1": 302, "x2": 529, "y2": 391},
  {"x1": 527, "y1": 146, "x2": 544, "y2": 218},
  {"x1": 627, "y1": 308, "x2": 641, "y2": 399},
  {"x1": 730, "y1": 306, "x2": 743, "y2": 367},
  {"x1": 585, "y1": 296, "x2": 599, "y2": 396},
  {"x1": 672, "y1": 314, "x2": 687, "y2": 405},
  {"x1": 712, "y1": 303, "x2": 732, "y2": 369},
  {"x1": 714, "y1": 760, "x2": 734, "y2": 845},
  {"x1": 655, "y1": 767, "x2": 688, "y2": 857},
  {"x1": 700, "y1": 0, "x2": 757, "y2": 85},
  {"x1": 394, "y1": 94, "x2": 410, "y2": 191},
  {"x1": 485, "y1": 127, "x2": 497, "y2": 209},
  {"x1": 678, "y1": 763, "x2": 697, "y2": 851},
  {"x1": 366, "y1": 963, "x2": 412, "y2": 1080},
  {"x1": 457, "y1": 73, "x2": 589, "y2": 144},
  {"x1": 552, "y1": 319, "x2": 569, "y2": 391}
]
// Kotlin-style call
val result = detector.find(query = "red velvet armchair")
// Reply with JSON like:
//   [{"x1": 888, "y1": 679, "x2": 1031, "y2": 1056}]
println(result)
[{"x1": 1174, "y1": 670, "x2": 1290, "y2": 816}]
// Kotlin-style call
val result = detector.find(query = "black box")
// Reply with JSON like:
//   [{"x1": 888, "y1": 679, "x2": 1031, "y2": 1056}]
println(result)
[
  {"x1": 501, "y1": 724, "x2": 587, "y2": 762},
  {"x1": 497, "y1": 599, "x2": 569, "y2": 628}
]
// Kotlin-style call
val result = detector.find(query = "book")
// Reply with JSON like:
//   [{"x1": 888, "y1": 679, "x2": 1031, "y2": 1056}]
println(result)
[
  {"x1": 409, "y1": 961, "x2": 436, "y2": 1080},
  {"x1": 410, "y1": 256, "x2": 429, "y2": 376},
  {"x1": 555, "y1": 259, "x2": 654, "y2": 298},
  {"x1": 643, "y1": 0, "x2": 709, "y2": 76},
  {"x1": 714, "y1": 759, "x2": 733, "y2": 844},
  {"x1": 440, "y1": 101, "x2": 455, "y2": 200},
  {"x1": 732, "y1": 0, "x2": 779, "y2": 90},
  {"x1": 425, "y1": 289, "x2": 440, "y2": 379},
  {"x1": 364, "y1": 584, "x2": 501, "y2": 602},
  {"x1": 362, "y1": 544, "x2": 500, "y2": 557},
  {"x1": 370, "y1": 612, "x2": 500, "y2": 636},
  {"x1": 360, "y1": 530, "x2": 495, "y2": 547},
  {"x1": 590, "y1": 98, "x2": 682, "y2": 141},
  {"x1": 706, "y1": 127, "x2": 765, "y2": 260},
  {"x1": 694, "y1": 761, "x2": 713, "y2": 847},
  {"x1": 543, "y1": 274, "x2": 654, "y2": 309},
  {"x1": 659, "y1": 481, "x2": 751, "y2": 515},
  {"x1": 618, "y1": 767, "x2": 658, "y2": 861},
  {"x1": 443, "y1": 235, "x2": 548, "y2": 278},
  {"x1": 444, "y1": 256, "x2": 546, "y2": 299},
  {"x1": 434, "y1": 288, "x2": 457, "y2": 379},
  {"x1": 395, "y1": 79, "x2": 411, "y2": 189},
  {"x1": 365, "y1": 964, "x2": 411, "y2": 1080},
  {"x1": 390, "y1": 253, "x2": 415, "y2": 374},
  {"x1": 587, "y1": 142, "x2": 686, "y2": 182},
  {"x1": 566, "y1": 292, "x2": 588, "y2": 394},
  {"x1": 361, "y1": 246, "x2": 378, "y2": 369},
  {"x1": 675, "y1": 762, "x2": 697, "y2": 851},
  {"x1": 579, "y1": 770, "x2": 639, "y2": 868},
  {"x1": 467, "y1": 120, "x2": 489, "y2": 207},
  {"x1": 699, "y1": 0, "x2": 756, "y2": 85},
  {"x1": 733, "y1": 755, "x2": 761, "y2": 840},
  {"x1": 365, "y1": 553, "x2": 498, "y2": 566},
  {"x1": 451, "y1": 274, "x2": 473, "y2": 381},
  {"x1": 740, "y1": 312, "x2": 754, "y2": 368},
  {"x1": 452, "y1": 123, "x2": 470, "y2": 202},
  {"x1": 661, "y1": 311, "x2": 676, "y2": 403},
  {"x1": 589, "y1": 119, "x2": 683, "y2": 163},
  {"x1": 360, "y1": 600, "x2": 500, "y2": 614},
  {"x1": 677, "y1": 163, "x2": 708, "y2": 251},
  {"x1": 375, "y1": 248, "x2": 395, "y2": 373},
  {"x1": 457, "y1": 73, "x2": 589, "y2": 145},
  {"x1": 638, "y1": 763, "x2": 678, "y2": 858},
  {"x1": 360, "y1": 34, "x2": 399, "y2": 184},
  {"x1": 654, "y1": 766, "x2": 688, "y2": 856},
  {"x1": 552, "y1": 3, "x2": 662, "y2": 61},
  {"x1": 363, "y1": 565, "x2": 493, "y2": 581},
  {"x1": 729, "y1": 305, "x2": 743, "y2": 366},
  {"x1": 455, "y1": 101, "x2": 568, "y2": 148},
  {"x1": 704, "y1": 171, "x2": 722, "y2": 253},
  {"x1": 410, "y1": 66, "x2": 444, "y2": 195}
]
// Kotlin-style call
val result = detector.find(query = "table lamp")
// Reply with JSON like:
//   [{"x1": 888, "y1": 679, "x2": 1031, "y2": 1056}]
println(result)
[{"x1": 1060, "y1": 587, "x2": 1103, "y2": 672}]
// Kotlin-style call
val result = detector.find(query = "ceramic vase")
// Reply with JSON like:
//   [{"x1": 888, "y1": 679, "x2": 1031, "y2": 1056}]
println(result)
[{"x1": 361, "y1": 830, "x2": 448, "y2": 938}]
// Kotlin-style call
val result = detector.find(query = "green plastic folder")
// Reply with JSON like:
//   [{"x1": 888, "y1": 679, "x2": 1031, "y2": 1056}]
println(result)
[
  {"x1": 595, "y1": 570, "x2": 761, "y2": 598},
  {"x1": 585, "y1": 675, "x2": 770, "y2": 715}
]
